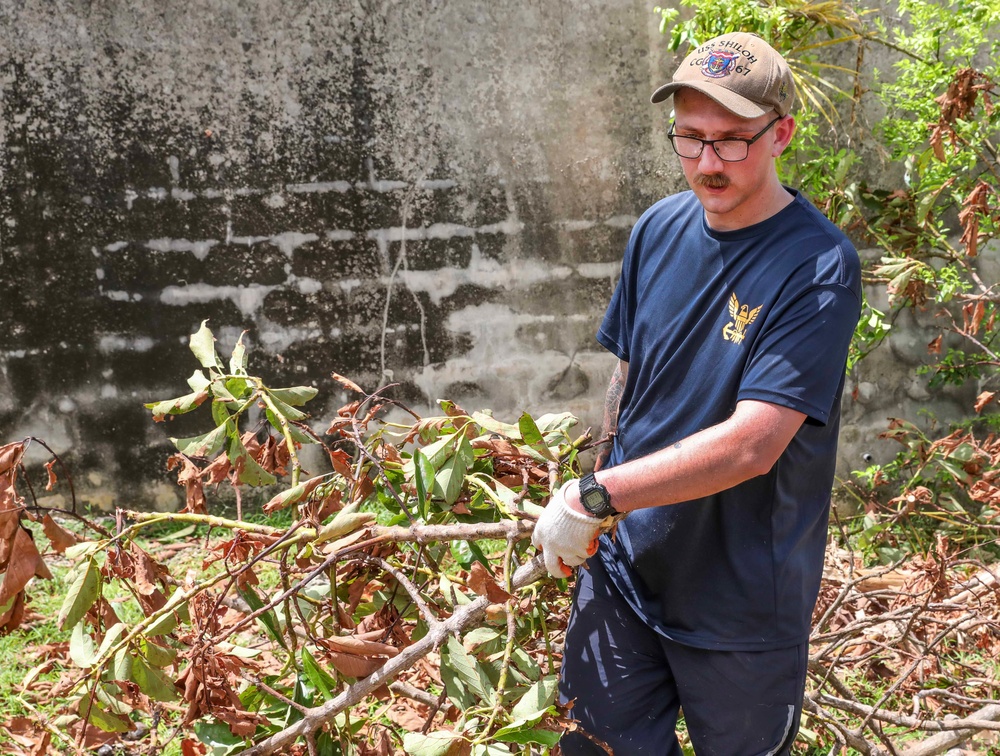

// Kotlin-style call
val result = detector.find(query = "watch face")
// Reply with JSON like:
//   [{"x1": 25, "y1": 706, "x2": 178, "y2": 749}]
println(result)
[{"x1": 582, "y1": 489, "x2": 605, "y2": 509}]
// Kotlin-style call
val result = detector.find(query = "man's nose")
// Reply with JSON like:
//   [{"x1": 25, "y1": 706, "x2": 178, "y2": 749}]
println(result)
[{"x1": 697, "y1": 143, "x2": 725, "y2": 173}]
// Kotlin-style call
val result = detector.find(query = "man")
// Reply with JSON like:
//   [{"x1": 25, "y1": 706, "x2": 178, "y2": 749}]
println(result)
[{"x1": 532, "y1": 32, "x2": 861, "y2": 755}]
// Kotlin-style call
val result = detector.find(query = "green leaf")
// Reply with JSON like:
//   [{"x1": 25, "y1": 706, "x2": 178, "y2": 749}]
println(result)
[
  {"x1": 238, "y1": 586, "x2": 288, "y2": 651},
  {"x1": 82, "y1": 701, "x2": 132, "y2": 733},
  {"x1": 301, "y1": 647, "x2": 337, "y2": 701},
  {"x1": 95, "y1": 681, "x2": 131, "y2": 715},
  {"x1": 264, "y1": 475, "x2": 328, "y2": 512},
  {"x1": 270, "y1": 386, "x2": 319, "y2": 406},
  {"x1": 146, "y1": 587, "x2": 189, "y2": 636},
  {"x1": 518, "y1": 413, "x2": 557, "y2": 462},
  {"x1": 211, "y1": 399, "x2": 232, "y2": 426},
  {"x1": 171, "y1": 422, "x2": 230, "y2": 458},
  {"x1": 144, "y1": 391, "x2": 209, "y2": 419},
  {"x1": 58, "y1": 557, "x2": 101, "y2": 631},
  {"x1": 265, "y1": 408, "x2": 316, "y2": 444},
  {"x1": 70, "y1": 622, "x2": 98, "y2": 668},
  {"x1": 193, "y1": 720, "x2": 246, "y2": 755},
  {"x1": 132, "y1": 654, "x2": 179, "y2": 701},
  {"x1": 190, "y1": 320, "x2": 222, "y2": 370},
  {"x1": 140, "y1": 639, "x2": 177, "y2": 668},
  {"x1": 402, "y1": 730, "x2": 463, "y2": 756},
  {"x1": 442, "y1": 636, "x2": 494, "y2": 705},
  {"x1": 227, "y1": 433, "x2": 277, "y2": 486},
  {"x1": 145, "y1": 610, "x2": 177, "y2": 637},
  {"x1": 467, "y1": 474, "x2": 518, "y2": 517},
  {"x1": 96, "y1": 622, "x2": 127, "y2": 662},
  {"x1": 510, "y1": 675, "x2": 557, "y2": 724},
  {"x1": 113, "y1": 647, "x2": 133, "y2": 680},
  {"x1": 492, "y1": 726, "x2": 561, "y2": 747},
  {"x1": 433, "y1": 435, "x2": 473, "y2": 506},
  {"x1": 510, "y1": 646, "x2": 541, "y2": 680},
  {"x1": 471, "y1": 411, "x2": 521, "y2": 438},
  {"x1": 226, "y1": 377, "x2": 250, "y2": 399},
  {"x1": 472, "y1": 746, "x2": 513, "y2": 756},
  {"x1": 413, "y1": 448, "x2": 434, "y2": 519},
  {"x1": 534, "y1": 411, "x2": 578, "y2": 436},
  {"x1": 266, "y1": 391, "x2": 308, "y2": 422},
  {"x1": 211, "y1": 378, "x2": 238, "y2": 403},
  {"x1": 450, "y1": 539, "x2": 474, "y2": 569},
  {"x1": 64, "y1": 541, "x2": 101, "y2": 560},
  {"x1": 229, "y1": 331, "x2": 249, "y2": 375}
]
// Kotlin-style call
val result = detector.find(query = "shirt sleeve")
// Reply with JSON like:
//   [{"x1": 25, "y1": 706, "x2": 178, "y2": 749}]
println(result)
[
  {"x1": 738, "y1": 283, "x2": 860, "y2": 425},
  {"x1": 596, "y1": 229, "x2": 639, "y2": 362}
]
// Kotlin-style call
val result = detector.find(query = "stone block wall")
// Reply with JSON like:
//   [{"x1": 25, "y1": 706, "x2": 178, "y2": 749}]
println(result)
[
  {"x1": 0, "y1": 0, "x2": 981, "y2": 510},
  {"x1": 0, "y1": 0, "x2": 681, "y2": 508}
]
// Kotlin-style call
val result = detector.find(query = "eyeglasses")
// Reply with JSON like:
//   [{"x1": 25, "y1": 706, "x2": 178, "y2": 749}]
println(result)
[{"x1": 667, "y1": 116, "x2": 783, "y2": 162}]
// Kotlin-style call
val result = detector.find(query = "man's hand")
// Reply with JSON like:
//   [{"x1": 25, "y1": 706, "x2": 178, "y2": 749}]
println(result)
[{"x1": 531, "y1": 480, "x2": 602, "y2": 578}]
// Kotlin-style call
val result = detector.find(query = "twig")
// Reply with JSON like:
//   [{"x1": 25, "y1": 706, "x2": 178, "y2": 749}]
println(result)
[{"x1": 231, "y1": 555, "x2": 547, "y2": 756}]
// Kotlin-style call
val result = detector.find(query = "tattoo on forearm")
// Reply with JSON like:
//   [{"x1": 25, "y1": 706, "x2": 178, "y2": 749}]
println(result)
[{"x1": 603, "y1": 362, "x2": 626, "y2": 438}]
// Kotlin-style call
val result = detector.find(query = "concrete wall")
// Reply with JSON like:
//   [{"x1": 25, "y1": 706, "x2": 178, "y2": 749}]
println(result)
[{"x1": 0, "y1": 0, "x2": 975, "y2": 510}]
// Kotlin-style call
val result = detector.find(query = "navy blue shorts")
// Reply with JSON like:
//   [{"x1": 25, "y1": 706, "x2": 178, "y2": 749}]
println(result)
[{"x1": 559, "y1": 556, "x2": 807, "y2": 755}]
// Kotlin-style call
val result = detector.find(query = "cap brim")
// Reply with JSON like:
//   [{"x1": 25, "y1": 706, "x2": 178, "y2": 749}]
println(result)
[{"x1": 650, "y1": 81, "x2": 769, "y2": 119}]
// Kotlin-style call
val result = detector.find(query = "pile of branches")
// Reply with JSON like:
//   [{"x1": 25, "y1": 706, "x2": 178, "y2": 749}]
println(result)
[
  {"x1": 807, "y1": 538, "x2": 1000, "y2": 755},
  {"x1": 0, "y1": 322, "x2": 998, "y2": 755},
  {"x1": 1, "y1": 323, "x2": 587, "y2": 756}
]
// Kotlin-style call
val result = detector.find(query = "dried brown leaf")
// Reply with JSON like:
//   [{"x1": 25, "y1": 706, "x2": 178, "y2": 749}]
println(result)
[
  {"x1": 468, "y1": 562, "x2": 513, "y2": 603},
  {"x1": 331, "y1": 371, "x2": 365, "y2": 394},
  {"x1": 41, "y1": 514, "x2": 79, "y2": 553},
  {"x1": 975, "y1": 391, "x2": 996, "y2": 414},
  {"x1": 324, "y1": 650, "x2": 386, "y2": 678}
]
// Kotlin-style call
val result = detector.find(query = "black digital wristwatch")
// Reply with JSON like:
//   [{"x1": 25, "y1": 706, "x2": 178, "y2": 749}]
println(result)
[{"x1": 578, "y1": 473, "x2": 617, "y2": 518}]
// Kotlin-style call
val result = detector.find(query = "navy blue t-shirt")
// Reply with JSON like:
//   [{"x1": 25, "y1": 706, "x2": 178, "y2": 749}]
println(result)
[{"x1": 597, "y1": 188, "x2": 861, "y2": 651}]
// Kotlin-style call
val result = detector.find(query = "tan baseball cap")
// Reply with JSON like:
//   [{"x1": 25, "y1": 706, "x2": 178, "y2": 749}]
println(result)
[{"x1": 651, "y1": 32, "x2": 796, "y2": 118}]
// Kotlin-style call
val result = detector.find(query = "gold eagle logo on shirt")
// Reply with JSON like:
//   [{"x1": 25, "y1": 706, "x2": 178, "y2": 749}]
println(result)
[{"x1": 722, "y1": 292, "x2": 762, "y2": 344}]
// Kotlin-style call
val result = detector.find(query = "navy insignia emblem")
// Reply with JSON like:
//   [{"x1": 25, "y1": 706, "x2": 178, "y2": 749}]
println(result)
[
  {"x1": 722, "y1": 292, "x2": 762, "y2": 344},
  {"x1": 701, "y1": 50, "x2": 740, "y2": 79}
]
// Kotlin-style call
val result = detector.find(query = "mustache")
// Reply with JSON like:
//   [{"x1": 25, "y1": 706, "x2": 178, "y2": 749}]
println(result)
[{"x1": 695, "y1": 173, "x2": 730, "y2": 189}]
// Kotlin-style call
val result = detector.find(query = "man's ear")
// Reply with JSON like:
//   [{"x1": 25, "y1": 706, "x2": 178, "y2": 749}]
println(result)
[{"x1": 771, "y1": 115, "x2": 796, "y2": 157}]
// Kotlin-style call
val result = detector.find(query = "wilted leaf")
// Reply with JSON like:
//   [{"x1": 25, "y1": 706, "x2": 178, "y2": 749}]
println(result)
[
  {"x1": 975, "y1": 391, "x2": 996, "y2": 414},
  {"x1": 171, "y1": 423, "x2": 230, "y2": 458},
  {"x1": 41, "y1": 513, "x2": 79, "y2": 553},
  {"x1": 229, "y1": 331, "x2": 248, "y2": 375},
  {"x1": 324, "y1": 651, "x2": 386, "y2": 678},
  {"x1": 43, "y1": 460, "x2": 58, "y2": 491},
  {"x1": 0, "y1": 525, "x2": 52, "y2": 612},
  {"x1": 330, "y1": 372, "x2": 364, "y2": 395},
  {"x1": 227, "y1": 433, "x2": 276, "y2": 487},
  {"x1": 186, "y1": 370, "x2": 211, "y2": 393},
  {"x1": 262, "y1": 475, "x2": 327, "y2": 514},
  {"x1": 468, "y1": 562, "x2": 512, "y2": 603},
  {"x1": 318, "y1": 634, "x2": 399, "y2": 658},
  {"x1": 189, "y1": 320, "x2": 222, "y2": 371},
  {"x1": 402, "y1": 730, "x2": 465, "y2": 756},
  {"x1": 145, "y1": 390, "x2": 210, "y2": 422}
]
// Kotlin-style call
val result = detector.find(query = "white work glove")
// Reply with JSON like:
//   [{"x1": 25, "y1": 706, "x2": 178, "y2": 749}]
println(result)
[{"x1": 531, "y1": 481, "x2": 602, "y2": 578}]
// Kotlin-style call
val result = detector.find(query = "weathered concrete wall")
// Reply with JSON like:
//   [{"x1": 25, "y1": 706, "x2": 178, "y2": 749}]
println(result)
[
  {"x1": 0, "y1": 1, "x2": 980, "y2": 510},
  {"x1": 0, "y1": 0, "x2": 681, "y2": 509}
]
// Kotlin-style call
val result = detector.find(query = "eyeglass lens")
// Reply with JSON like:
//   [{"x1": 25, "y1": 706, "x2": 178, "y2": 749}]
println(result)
[{"x1": 670, "y1": 136, "x2": 748, "y2": 161}]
